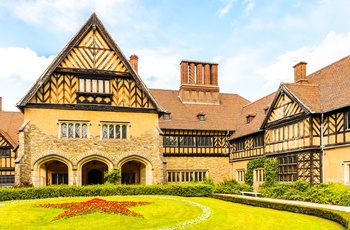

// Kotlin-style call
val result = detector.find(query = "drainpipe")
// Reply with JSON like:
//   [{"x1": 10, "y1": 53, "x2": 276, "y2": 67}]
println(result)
[{"x1": 320, "y1": 113, "x2": 325, "y2": 183}]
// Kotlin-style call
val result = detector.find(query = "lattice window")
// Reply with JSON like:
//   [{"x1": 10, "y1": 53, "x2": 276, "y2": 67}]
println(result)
[
  {"x1": 79, "y1": 78, "x2": 110, "y2": 94},
  {"x1": 278, "y1": 155, "x2": 297, "y2": 182},
  {"x1": 179, "y1": 136, "x2": 196, "y2": 147},
  {"x1": 164, "y1": 136, "x2": 178, "y2": 147},
  {"x1": 236, "y1": 169, "x2": 246, "y2": 182},
  {"x1": 60, "y1": 121, "x2": 88, "y2": 139},
  {"x1": 167, "y1": 170, "x2": 208, "y2": 183},
  {"x1": 101, "y1": 123, "x2": 128, "y2": 139},
  {"x1": 197, "y1": 136, "x2": 213, "y2": 147},
  {"x1": 0, "y1": 175, "x2": 14, "y2": 184},
  {"x1": 0, "y1": 148, "x2": 10, "y2": 157}
]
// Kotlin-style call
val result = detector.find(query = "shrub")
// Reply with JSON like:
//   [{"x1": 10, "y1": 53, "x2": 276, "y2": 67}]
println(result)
[
  {"x1": 0, "y1": 184, "x2": 213, "y2": 201},
  {"x1": 104, "y1": 169, "x2": 121, "y2": 184},
  {"x1": 214, "y1": 179, "x2": 253, "y2": 194},
  {"x1": 245, "y1": 158, "x2": 278, "y2": 186}
]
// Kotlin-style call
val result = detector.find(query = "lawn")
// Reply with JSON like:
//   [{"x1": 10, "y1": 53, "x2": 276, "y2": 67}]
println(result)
[{"x1": 0, "y1": 196, "x2": 344, "y2": 230}]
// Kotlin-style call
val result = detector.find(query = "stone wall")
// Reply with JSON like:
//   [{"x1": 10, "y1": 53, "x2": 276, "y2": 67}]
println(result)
[
  {"x1": 16, "y1": 122, "x2": 165, "y2": 186},
  {"x1": 165, "y1": 156, "x2": 230, "y2": 183}
]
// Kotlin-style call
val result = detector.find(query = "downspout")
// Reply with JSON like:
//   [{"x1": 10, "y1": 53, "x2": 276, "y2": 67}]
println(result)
[{"x1": 320, "y1": 113, "x2": 325, "y2": 183}]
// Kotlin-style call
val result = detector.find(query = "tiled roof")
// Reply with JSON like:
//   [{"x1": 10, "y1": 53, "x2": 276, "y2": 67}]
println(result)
[
  {"x1": 150, "y1": 89, "x2": 250, "y2": 131},
  {"x1": 283, "y1": 83, "x2": 321, "y2": 113},
  {"x1": 307, "y1": 54, "x2": 350, "y2": 112},
  {"x1": 230, "y1": 92, "x2": 276, "y2": 139},
  {"x1": 0, "y1": 111, "x2": 24, "y2": 147}
]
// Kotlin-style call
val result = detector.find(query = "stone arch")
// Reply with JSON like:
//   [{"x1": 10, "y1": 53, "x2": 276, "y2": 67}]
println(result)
[
  {"x1": 117, "y1": 155, "x2": 153, "y2": 185},
  {"x1": 77, "y1": 154, "x2": 114, "y2": 186},
  {"x1": 32, "y1": 154, "x2": 73, "y2": 187}
]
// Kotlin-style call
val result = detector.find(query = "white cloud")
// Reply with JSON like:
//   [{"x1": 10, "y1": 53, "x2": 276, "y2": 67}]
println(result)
[
  {"x1": 257, "y1": 32, "x2": 350, "y2": 88},
  {"x1": 0, "y1": 47, "x2": 54, "y2": 81},
  {"x1": 137, "y1": 49, "x2": 182, "y2": 90},
  {"x1": 218, "y1": 0, "x2": 236, "y2": 18},
  {"x1": 242, "y1": 0, "x2": 255, "y2": 17},
  {"x1": 0, "y1": 0, "x2": 137, "y2": 33}
]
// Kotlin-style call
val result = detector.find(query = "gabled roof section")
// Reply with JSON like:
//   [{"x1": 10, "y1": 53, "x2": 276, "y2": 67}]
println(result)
[
  {"x1": 0, "y1": 111, "x2": 24, "y2": 148},
  {"x1": 261, "y1": 84, "x2": 311, "y2": 128},
  {"x1": 151, "y1": 89, "x2": 250, "y2": 131},
  {"x1": 17, "y1": 13, "x2": 164, "y2": 113},
  {"x1": 230, "y1": 92, "x2": 275, "y2": 139}
]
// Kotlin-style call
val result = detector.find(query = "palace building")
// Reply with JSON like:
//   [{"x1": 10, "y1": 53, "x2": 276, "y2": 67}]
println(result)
[{"x1": 1, "y1": 13, "x2": 350, "y2": 187}]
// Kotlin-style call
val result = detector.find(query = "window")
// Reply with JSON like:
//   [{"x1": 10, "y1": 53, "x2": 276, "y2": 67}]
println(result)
[
  {"x1": 236, "y1": 140, "x2": 245, "y2": 151},
  {"x1": 0, "y1": 149, "x2": 10, "y2": 157},
  {"x1": 163, "y1": 113, "x2": 171, "y2": 120},
  {"x1": 346, "y1": 111, "x2": 350, "y2": 130},
  {"x1": 236, "y1": 169, "x2": 245, "y2": 182},
  {"x1": 254, "y1": 168, "x2": 264, "y2": 182},
  {"x1": 0, "y1": 175, "x2": 14, "y2": 184},
  {"x1": 167, "y1": 170, "x2": 208, "y2": 183},
  {"x1": 79, "y1": 78, "x2": 110, "y2": 93},
  {"x1": 246, "y1": 116, "x2": 251, "y2": 124},
  {"x1": 278, "y1": 155, "x2": 297, "y2": 182},
  {"x1": 197, "y1": 112, "x2": 205, "y2": 121},
  {"x1": 52, "y1": 173, "x2": 68, "y2": 185},
  {"x1": 60, "y1": 122, "x2": 88, "y2": 138},
  {"x1": 102, "y1": 123, "x2": 128, "y2": 139},
  {"x1": 179, "y1": 136, "x2": 196, "y2": 147},
  {"x1": 197, "y1": 136, "x2": 213, "y2": 147},
  {"x1": 253, "y1": 135, "x2": 264, "y2": 148},
  {"x1": 164, "y1": 136, "x2": 178, "y2": 147}
]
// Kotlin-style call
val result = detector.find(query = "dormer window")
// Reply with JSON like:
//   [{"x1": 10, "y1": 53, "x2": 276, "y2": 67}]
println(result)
[
  {"x1": 264, "y1": 106, "x2": 270, "y2": 115},
  {"x1": 246, "y1": 113, "x2": 256, "y2": 124},
  {"x1": 163, "y1": 112, "x2": 171, "y2": 120},
  {"x1": 197, "y1": 112, "x2": 205, "y2": 121}
]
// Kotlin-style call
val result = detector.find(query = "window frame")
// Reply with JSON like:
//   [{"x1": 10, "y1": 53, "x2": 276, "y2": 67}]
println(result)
[
  {"x1": 101, "y1": 122, "x2": 129, "y2": 140},
  {"x1": 59, "y1": 120, "x2": 89, "y2": 139},
  {"x1": 78, "y1": 77, "x2": 111, "y2": 94},
  {"x1": 0, "y1": 148, "x2": 11, "y2": 157}
]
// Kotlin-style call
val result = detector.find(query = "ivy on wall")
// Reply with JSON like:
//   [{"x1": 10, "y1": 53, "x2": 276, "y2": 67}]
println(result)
[{"x1": 245, "y1": 158, "x2": 278, "y2": 186}]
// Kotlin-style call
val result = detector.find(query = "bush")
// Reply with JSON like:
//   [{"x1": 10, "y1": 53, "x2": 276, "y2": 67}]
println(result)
[
  {"x1": 104, "y1": 169, "x2": 121, "y2": 184},
  {"x1": 214, "y1": 179, "x2": 253, "y2": 194},
  {"x1": 0, "y1": 184, "x2": 214, "y2": 201}
]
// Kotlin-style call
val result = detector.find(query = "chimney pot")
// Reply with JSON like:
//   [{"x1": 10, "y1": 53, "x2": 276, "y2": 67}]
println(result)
[
  {"x1": 293, "y1": 61, "x2": 308, "y2": 84},
  {"x1": 129, "y1": 55, "x2": 138, "y2": 73}
]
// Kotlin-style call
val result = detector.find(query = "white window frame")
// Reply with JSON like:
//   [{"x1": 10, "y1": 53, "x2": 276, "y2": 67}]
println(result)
[
  {"x1": 58, "y1": 120, "x2": 89, "y2": 139},
  {"x1": 167, "y1": 170, "x2": 208, "y2": 183},
  {"x1": 100, "y1": 122, "x2": 129, "y2": 140}
]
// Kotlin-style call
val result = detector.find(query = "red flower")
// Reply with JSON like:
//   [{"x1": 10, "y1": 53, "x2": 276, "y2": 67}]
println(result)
[{"x1": 36, "y1": 198, "x2": 152, "y2": 221}]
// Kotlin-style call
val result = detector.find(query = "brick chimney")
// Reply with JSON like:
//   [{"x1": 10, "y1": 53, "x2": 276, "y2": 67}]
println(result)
[
  {"x1": 0, "y1": 97, "x2": 2, "y2": 111},
  {"x1": 293, "y1": 61, "x2": 308, "y2": 84},
  {"x1": 129, "y1": 55, "x2": 138, "y2": 73},
  {"x1": 179, "y1": 60, "x2": 220, "y2": 104}
]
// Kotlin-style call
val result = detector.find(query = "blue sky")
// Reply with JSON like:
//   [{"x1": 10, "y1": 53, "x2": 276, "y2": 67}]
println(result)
[{"x1": 1, "y1": 0, "x2": 350, "y2": 111}]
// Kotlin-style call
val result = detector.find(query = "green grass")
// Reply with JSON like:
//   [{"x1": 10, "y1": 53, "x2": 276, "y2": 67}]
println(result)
[{"x1": 0, "y1": 196, "x2": 344, "y2": 230}]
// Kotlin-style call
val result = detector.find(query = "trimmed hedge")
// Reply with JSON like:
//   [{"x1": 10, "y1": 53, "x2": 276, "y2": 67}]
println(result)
[
  {"x1": 0, "y1": 184, "x2": 213, "y2": 201},
  {"x1": 213, "y1": 194, "x2": 350, "y2": 230}
]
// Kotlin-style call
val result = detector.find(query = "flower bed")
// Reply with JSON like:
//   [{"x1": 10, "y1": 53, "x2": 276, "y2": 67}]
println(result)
[{"x1": 36, "y1": 198, "x2": 152, "y2": 221}]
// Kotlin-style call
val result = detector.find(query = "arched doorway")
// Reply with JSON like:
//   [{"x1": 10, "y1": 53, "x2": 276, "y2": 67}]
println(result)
[
  {"x1": 121, "y1": 160, "x2": 146, "y2": 184},
  {"x1": 44, "y1": 160, "x2": 69, "y2": 185},
  {"x1": 81, "y1": 160, "x2": 108, "y2": 185}
]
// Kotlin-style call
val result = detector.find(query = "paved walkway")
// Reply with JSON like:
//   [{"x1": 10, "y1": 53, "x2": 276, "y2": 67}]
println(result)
[{"x1": 215, "y1": 193, "x2": 350, "y2": 213}]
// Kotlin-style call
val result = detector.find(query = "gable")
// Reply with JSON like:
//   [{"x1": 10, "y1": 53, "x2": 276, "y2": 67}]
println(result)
[
  {"x1": 18, "y1": 13, "x2": 163, "y2": 113},
  {"x1": 0, "y1": 132, "x2": 14, "y2": 148},
  {"x1": 266, "y1": 92, "x2": 305, "y2": 124}
]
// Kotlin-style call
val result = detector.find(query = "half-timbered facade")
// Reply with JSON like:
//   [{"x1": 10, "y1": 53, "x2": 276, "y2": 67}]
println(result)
[
  {"x1": 151, "y1": 60, "x2": 249, "y2": 183},
  {"x1": 3, "y1": 13, "x2": 350, "y2": 187},
  {"x1": 230, "y1": 58, "x2": 350, "y2": 186},
  {"x1": 15, "y1": 13, "x2": 166, "y2": 187},
  {"x1": 0, "y1": 100, "x2": 23, "y2": 187}
]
